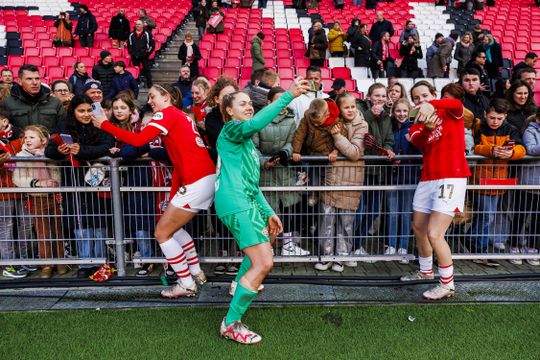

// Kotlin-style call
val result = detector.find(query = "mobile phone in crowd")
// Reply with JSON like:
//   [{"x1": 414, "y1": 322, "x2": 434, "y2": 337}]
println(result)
[
  {"x1": 91, "y1": 102, "x2": 104, "y2": 118},
  {"x1": 60, "y1": 133, "x2": 73, "y2": 145},
  {"x1": 502, "y1": 140, "x2": 515, "y2": 150},
  {"x1": 308, "y1": 79, "x2": 317, "y2": 92}
]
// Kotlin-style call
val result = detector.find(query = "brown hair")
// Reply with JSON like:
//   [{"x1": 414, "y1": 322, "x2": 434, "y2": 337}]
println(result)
[
  {"x1": 335, "y1": 91, "x2": 356, "y2": 109},
  {"x1": 207, "y1": 77, "x2": 239, "y2": 108},
  {"x1": 441, "y1": 83, "x2": 465, "y2": 101},
  {"x1": 152, "y1": 83, "x2": 183, "y2": 110},
  {"x1": 303, "y1": 98, "x2": 328, "y2": 123},
  {"x1": 110, "y1": 92, "x2": 137, "y2": 131},
  {"x1": 261, "y1": 70, "x2": 279, "y2": 87},
  {"x1": 410, "y1": 80, "x2": 437, "y2": 100},
  {"x1": 391, "y1": 98, "x2": 412, "y2": 115},
  {"x1": 24, "y1": 125, "x2": 50, "y2": 143},
  {"x1": 367, "y1": 82, "x2": 387, "y2": 97},
  {"x1": 220, "y1": 91, "x2": 249, "y2": 123},
  {"x1": 192, "y1": 78, "x2": 212, "y2": 94},
  {"x1": 387, "y1": 82, "x2": 407, "y2": 101}
]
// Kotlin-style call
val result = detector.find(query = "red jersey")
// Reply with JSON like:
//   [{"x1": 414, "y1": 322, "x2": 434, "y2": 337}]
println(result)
[
  {"x1": 191, "y1": 101, "x2": 210, "y2": 125},
  {"x1": 408, "y1": 98, "x2": 471, "y2": 181}
]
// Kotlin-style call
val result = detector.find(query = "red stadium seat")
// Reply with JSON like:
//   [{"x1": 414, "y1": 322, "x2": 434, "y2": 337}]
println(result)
[
  {"x1": 43, "y1": 56, "x2": 59, "y2": 67},
  {"x1": 204, "y1": 67, "x2": 221, "y2": 79},
  {"x1": 222, "y1": 67, "x2": 240, "y2": 79},
  {"x1": 25, "y1": 56, "x2": 42, "y2": 66},
  {"x1": 57, "y1": 48, "x2": 73, "y2": 57},
  {"x1": 60, "y1": 57, "x2": 77, "y2": 69},
  {"x1": 47, "y1": 66, "x2": 65, "y2": 79},
  {"x1": 332, "y1": 67, "x2": 351, "y2": 79},
  {"x1": 278, "y1": 68, "x2": 294, "y2": 79},
  {"x1": 42, "y1": 48, "x2": 56, "y2": 57},
  {"x1": 277, "y1": 58, "x2": 293, "y2": 68},
  {"x1": 7, "y1": 57, "x2": 24, "y2": 67},
  {"x1": 207, "y1": 57, "x2": 224, "y2": 68}
]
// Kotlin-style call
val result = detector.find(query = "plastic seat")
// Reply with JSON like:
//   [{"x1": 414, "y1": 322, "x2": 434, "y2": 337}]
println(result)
[
  {"x1": 204, "y1": 67, "x2": 221, "y2": 79},
  {"x1": 47, "y1": 66, "x2": 65, "y2": 79},
  {"x1": 207, "y1": 57, "x2": 223, "y2": 68},
  {"x1": 42, "y1": 56, "x2": 59, "y2": 67},
  {"x1": 222, "y1": 67, "x2": 239, "y2": 79},
  {"x1": 25, "y1": 56, "x2": 42, "y2": 66},
  {"x1": 60, "y1": 57, "x2": 77, "y2": 69},
  {"x1": 278, "y1": 68, "x2": 294, "y2": 79}
]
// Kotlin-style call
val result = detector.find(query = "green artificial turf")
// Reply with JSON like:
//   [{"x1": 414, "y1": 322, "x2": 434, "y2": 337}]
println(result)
[{"x1": 1, "y1": 304, "x2": 539, "y2": 360}]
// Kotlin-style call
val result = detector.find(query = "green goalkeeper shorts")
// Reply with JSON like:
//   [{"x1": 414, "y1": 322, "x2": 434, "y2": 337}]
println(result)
[{"x1": 221, "y1": 204, "x2": 269, "y2": 250}]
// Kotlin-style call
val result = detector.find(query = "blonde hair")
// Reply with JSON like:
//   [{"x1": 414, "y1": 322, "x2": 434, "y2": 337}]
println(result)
[
  {"x1": 24, "y1": 125, "x2": 50, "y2": 143},
  {"x1": 391, "y1": 98, "x2": 412, "y2": 115},
  {"x1": 304, "y1": 98, "x2": 328, "y2": 123},
  {"x1": 193, "y1": 78, "x2": 212, "y2": 94}
]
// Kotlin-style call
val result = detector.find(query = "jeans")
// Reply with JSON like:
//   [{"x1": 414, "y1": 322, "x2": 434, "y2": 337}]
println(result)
[
  {"x1": 75, "y1": 228, "x2": 106, "y2": 268},
  {"x1": 354, "y1": 174, "x2": 383, "y2": 249},
  {"x1": 0, "y1": 200, "x2": 16, "y2": 260},
  {"x1": 386, "y1": 189, "x2": 414, "y2": 249},
  {"x1": 319, "y1": 203, "x2": 356, "y2": 255},
  {"x1": 135, "y1": 230, "x2": 153, "y2": 258},
  {"x1": 470, "y1": 194, "x2": 499, "y2": 252},
  {"x1": 197, "y1": 26, "x2": 205, "y2": 39}
]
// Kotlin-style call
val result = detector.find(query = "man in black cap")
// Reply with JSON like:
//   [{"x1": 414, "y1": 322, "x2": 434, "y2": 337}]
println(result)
[
  {"x1": 92, "y1": 51, "x2": 115, "y2": 97},
  {"x1": 74, "y1": 5, "x2": 97, "y2": 47},
  {"x1": 328, "y1": 78, "x2": 346, "y2": 101},
  {"x1": 83, "y1": 79, "x2": 104, "y2": 104}
]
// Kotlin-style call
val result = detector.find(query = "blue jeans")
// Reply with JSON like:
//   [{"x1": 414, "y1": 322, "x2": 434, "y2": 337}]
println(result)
[
  {"x1": 470, "y1": 194, "x2": 499, "y2": 252},
  {"x1": 354, "y1": 174, "x2": 383, "y2": 249},
  {"x1": 75, "y1": 228, "x2": 106, "y2": 268},
  {"x1": 135, "y1": 230, "x2": 153, "y2": 258},
  {"x1": 386, "y1": 189, "x2": 414, "y2": 249}
]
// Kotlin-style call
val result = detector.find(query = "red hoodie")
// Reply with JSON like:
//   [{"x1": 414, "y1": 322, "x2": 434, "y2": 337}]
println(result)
[{"x1": 0, "y1": 124, "x2": 23, "y2": 200}]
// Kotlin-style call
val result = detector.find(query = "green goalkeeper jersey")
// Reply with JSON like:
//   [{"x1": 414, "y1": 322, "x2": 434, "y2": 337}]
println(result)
[{"x1": 214, "y1": 91, "x2": 294, "y2": 218}]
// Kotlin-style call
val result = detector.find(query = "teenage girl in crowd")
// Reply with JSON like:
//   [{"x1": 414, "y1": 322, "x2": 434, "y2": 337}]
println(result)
[
  {"x1": 216, "y1": 78, "x2": 309, "y2": 344},
  {"x1": 92, "y1": 84, "x2": 215, "y2": 297},
  {"x1": 400, "y1": 81, "x2": 471, "y2": 300}
]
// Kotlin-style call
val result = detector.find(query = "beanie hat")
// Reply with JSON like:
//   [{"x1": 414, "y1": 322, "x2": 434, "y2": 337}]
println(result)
[
  {"x1": 100, "y1": 50, "x2": 111, "y2": 60},
  {"x1": 83, "y1": 79, "x2": 103, "y2": 93}
]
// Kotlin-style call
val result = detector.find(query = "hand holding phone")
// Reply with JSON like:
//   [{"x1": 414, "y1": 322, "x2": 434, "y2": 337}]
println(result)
[
  {"x1": 91, "y1": 102, "x2": 104, "y2": 118},
  {"x1": 60, "y1": 133, "x2": 73, "y2": 145}
]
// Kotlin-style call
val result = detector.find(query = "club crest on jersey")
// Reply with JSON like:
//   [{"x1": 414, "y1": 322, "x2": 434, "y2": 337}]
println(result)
[
  {"x1": 262, "y1": 227, "x2": 269, "y2": 237},
  {"x1": 196, "y1": 136, "x2": 206, "y2": 148},
  {"x1": 152, "y1": 112, "x2": 164, "y2": 120}
]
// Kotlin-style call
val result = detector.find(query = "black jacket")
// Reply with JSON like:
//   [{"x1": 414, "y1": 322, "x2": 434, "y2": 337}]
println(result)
[
  {"x1": 108, "y1": 14, "x2": 131, "y2": 41},
  {"x1": 399, "y1": 43, "x2": 423, "y2": 73},
  {"x1": 369, "y1": 19, "x2": 394, "y2": 43},
  {"x1": 128, "y1": 31, "x2": 155, "y2": 60},
  {"x1": 204, "y1": 107, "x2": 224, "y2": 164},
  {"x1": 308, "y1": 29, "x2": 328, "y2": 60},
  {"x1": 92, "y1": 60, "x2": 116, "y2": 96},
  {"x1": 68, "y1": 72, "x2": 90, "y2": 96},
  {"x1": 463, "y1": 92, "x2": 489, "y2": 121},
  {"x1": 193, "y1": 4, "x2": 209, "y2": 28},
  {"x1": 178, "y1": 43, "x2": 202, "y2": 78},
  {"x1": 352, "y1": 34, "x2": 371, "y2": 67},
  {"x1": 74, "y1": 12, "x2": 97, "y2": 37},
  {"x1": 371, "y1": 40, "x2": 395, "y2": 65}
]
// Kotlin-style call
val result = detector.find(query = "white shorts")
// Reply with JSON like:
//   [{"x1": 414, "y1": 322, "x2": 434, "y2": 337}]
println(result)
[
  {"x1": 170, "y1": 174, "x2": 216, "y2": 213},
  {"x1": 412, "y1": 178, "x2": 467, "y2": 217}
]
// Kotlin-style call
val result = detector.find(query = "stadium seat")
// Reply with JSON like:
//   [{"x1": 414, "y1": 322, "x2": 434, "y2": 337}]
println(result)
[{"x1": 332, "y1": 67, "x2": 351, "y2": 79}]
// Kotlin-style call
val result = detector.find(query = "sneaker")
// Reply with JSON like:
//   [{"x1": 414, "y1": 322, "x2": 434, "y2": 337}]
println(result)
[
  {"x1": 400, "y1": 270, "x2": 435, "y2": 281},
  {"x1": 225, "y1": 264, "x2": 239, "y2": 276},
  {"x1": 2, "y1": 266, "x2": 28, "y2": 279},
  {"x1": 295, "y1": 171, "x2": 308, "y2": 186},
  {"x1": 229, "y1": 280, "x2": 265, "y2": 296},
  {"x1": 423, "y1": 283, "x2": 455, "y2": 300},
  {"x1": 473, "y1": 258, "x2": 500, "y2": 267},
  {"x1": 331, "y1": 262, "x2": 344, "y2": 272},
  {"x1": 493, "y1": 242, "x2": 506, "y2": 251},
  {"x1": 193, "y1": 271, "x2": 207, "y2": 286},
  {"x1": 509, "y1": 247, "x2": 522, "y2": 265},
  {"x1": 307, "y1": 195, "x2": 318, "y2": 207},
  {"x1": 214, "y1": 264, "x2": 226, "y2": 275},
  {"x1": 165, "y1": 268, "x2": 175, "y2": 277},
  {"x1": 21, "y1": 265, "x2": 39, "y2": 272},
  {"x1": 353, "y1": 247, "x2": 376, "y2": 263},
  {"x1": 220, "y1": 318, "x2": 262, "y2": 345},
  {"x1": 314, "y1": 262, "x2": 332, "y2": 271},
  {"x1": 523, "y1": 248, "x2": 540, "y2": 266},
  {"x1": 397, "y1": 248, "x2": 409, "y2": 264},
  {"x1": 384, "y1": 246, "x2": 396, "y2": 261},
  {"x1": 161, "y1": 283, "x2": 198, "y2": 298},
  {"x1": 281, "y1": 242, "x2": 310, "y2": 256},
  {"x1": 344, "y1": 260, "x2": 358, "y2": 267},
  {"x1": 136, "y1": 263, "x2": 154, "y2": 277},
  {"x1": 133, "y1": 251, "x2": 142, "y2": 269}
]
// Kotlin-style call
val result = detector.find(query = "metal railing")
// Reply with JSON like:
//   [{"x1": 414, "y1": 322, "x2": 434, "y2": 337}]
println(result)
[{"x1": 1, "y1": 155, "x2": 539, "y2": 277}]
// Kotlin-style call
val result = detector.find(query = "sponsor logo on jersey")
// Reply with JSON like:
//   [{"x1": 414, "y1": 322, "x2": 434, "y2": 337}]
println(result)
[
  {"x1": 262, "y1": 227, "x2": 269, "y2": 237},
  {"x1": 152, "y1": 112, "x2": 164, "y2": 120},
  {"x1": 196, "y1": 137, "x2": 206, "y2": 148}
]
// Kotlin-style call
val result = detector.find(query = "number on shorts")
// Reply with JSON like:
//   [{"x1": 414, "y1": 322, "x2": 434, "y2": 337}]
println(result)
[{"x1": 438, "y1": 184, "x2": 455, "y2": 200}]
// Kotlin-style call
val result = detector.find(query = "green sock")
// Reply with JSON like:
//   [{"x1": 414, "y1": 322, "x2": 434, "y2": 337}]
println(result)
[
  {"x1": 225, "y1": 282, "x2": 258, "y2": 325},
  {"x1": 234, "y1": 256, "x2": 251, "y2": 283}
]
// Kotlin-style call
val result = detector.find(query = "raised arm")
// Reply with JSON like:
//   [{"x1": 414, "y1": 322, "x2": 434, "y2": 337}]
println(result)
[{"x1": 100, "y1": 121, "x2": 161, "y2": 146}]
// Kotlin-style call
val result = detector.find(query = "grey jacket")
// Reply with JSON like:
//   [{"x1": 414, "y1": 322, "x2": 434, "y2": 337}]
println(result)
[
  {"x1": 250, "y1": 36, "x2": 265, "y2": 72},
  {"x1": 253, "y1": 108, "x2": 301, "y2": 209},
  {"x1": 454, "y1": 42, "x2": 474, "y2": 73},
  {"x1": 521, "y1": 120, "x2": 540, "y2": 194},
  {"x1": 427, "y1": 39, "x2": 453, "y2": 78}
]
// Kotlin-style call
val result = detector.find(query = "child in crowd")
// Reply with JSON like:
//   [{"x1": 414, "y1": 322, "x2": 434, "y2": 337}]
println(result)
[
  {"x1": 106, "y1": 61, "x2": 139, "y2": 100},
  {"x1": 315, "y1": 92, "x2": 368, "y2": 272},
  {"x1": 471, "y1": 99, "x2": 526, "y2": 262},
  {"x1": 386, "y1": 98, "x2": 420, "y2": 264},
  {"x1": 13, "y1": 125, "x2": 65, "y2": 279},
  {"x1": 190, "y1": 78, "x2": 212, "y2": 126}
]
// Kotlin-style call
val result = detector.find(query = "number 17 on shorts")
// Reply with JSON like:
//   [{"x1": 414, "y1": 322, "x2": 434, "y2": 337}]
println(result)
[{"x1": 412, "y1": 178, "x2": 467, "y2": 216}]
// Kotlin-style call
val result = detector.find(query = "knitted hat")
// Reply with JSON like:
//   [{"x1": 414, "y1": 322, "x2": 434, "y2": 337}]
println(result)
[
  {"x1": 100, "y1": 50, "x2": 112, "y2": 60},
  {"x1": 83, "y1": 79, "x2": 103, "y2": 93},
  {"x1": 331, "y1": 78, "x2": 346, "y2": 90}
]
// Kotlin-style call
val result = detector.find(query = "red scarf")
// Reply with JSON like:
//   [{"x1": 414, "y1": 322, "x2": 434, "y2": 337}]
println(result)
[{"x1": 382, "y1": 41, "x2": 389, "y2": 61}]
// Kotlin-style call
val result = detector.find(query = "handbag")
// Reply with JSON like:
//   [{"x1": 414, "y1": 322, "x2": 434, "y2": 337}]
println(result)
[
  {"x1": 309, "y1": 47, "x2": 320, "y2": 60},
  {"x1": 207, "y1": 12, "x2": 223, "y2": 28}
]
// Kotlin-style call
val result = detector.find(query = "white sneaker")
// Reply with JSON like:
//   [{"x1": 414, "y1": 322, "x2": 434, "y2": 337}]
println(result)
[
  {"x1": 133, "y1": 251, "x2": 142, "y2": 269},
  {"x1": 523, "y1": 248, "x2": 540, "y2": 266},
  {"x1": 307, "y1": 195, "x2": 318, "y2": 207},
  {"x1": 314, "y1": 262, "x2": 332, "y2": 271},
  {"x1": 423, "y1": 283, "x2": 455, "y2": 300},
  {"x1": 160, "y1": 283, "x2": 198, "y2": 298},
  {"x1": 493, "y1": 242, "x2": 506, "y2": 251},
  {"x1": 281, "y1": 242, "x2": 310, "y2": 256},
  {"x1": 384, "y1": 246, "x2": 396, "y2": 260},
  {"x1": 229, "y1": 280, "x2": 265, "y2": 296},
  {"x1": 331, "y1": 262, "x2": 344, "y2": 272},
  {"x1": 397, "y1": 248, "x2": 409, "y2": 264},
  {"x1": 400, "y1": 270, "x2": 435, "y2": 281},
  {"x1": 344, "y1": 260, "x2": 358, "y2": 268},
  {"x1": 220, "y1": 318, "x2": 262, "y2": 345},
  {"x1": 295, "y1": 171, "x2": 308, "y2": 186},
  {"x1": 353, "y1": 247, "x2": 376, "y2": 263},
  {"x1": 509, "y1": 247, "x2": 522, "y2": 265}
]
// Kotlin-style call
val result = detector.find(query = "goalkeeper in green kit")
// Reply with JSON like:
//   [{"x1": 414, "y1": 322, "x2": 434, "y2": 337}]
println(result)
[{"x1": 215, "y1": 77, "x2": 309, "y2": 344}]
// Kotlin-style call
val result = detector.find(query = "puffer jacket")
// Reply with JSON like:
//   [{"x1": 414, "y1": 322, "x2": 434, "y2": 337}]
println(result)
[
  {"x1": 68, "y1": 71, "x2": 91, "y2": 96},
  {"x1": 360, "y1": 101, "x2": 394, "y2": 178},
  {"x1": 427, "y1": 39, "x2": 452, "y2": 78},
  {"x1": 252, "y1": 108, "x2": 300, "y2": 209},
  {"x1": 106, "y1": 71, "x2": 139, "y2": 100},
  {"x1": 327, "y1": 28, "x2": 346, "y2": 54},
  {"x1": 249, "y1": 82, "x2": 271, "y2": 113},
  {"x1": 0, "y1": 125, "x2": 23, "y2": 200},
  {"x1": 92, "y1": 60, "x2": 116, "y2": 96},
  {"x1": 12, "y1": 147, "x2": 61, "y2": 197},
  {"x1": 292, "y1": 114, "x2": 346, "y2": 156},
  {"x1": 74, "y1": 12, "x2": 97, "y2": 37},
  {"x1": 454, "y1": 41, "x2": 474, "y2": 74},
  {"x1": 322, "y1": 113, "x2": 368, "y2": 210},
  {"x1": 3, "y1": 85, "x2": 65, "y2": 133},
  {"x1": 308, "y1": 28, "x2": 328, "y2": 60},
  {"x1": 108, "y1": 14, "x2": 130, "y2": 41},
  {"x1": 520, "y1": 120, "x2": 540, "y2": 194},
  {"x1": 250, "y1": 36, "x2": 265, "y2": 72},
  {"x1": 473, "y1": 121, "x2": 527, "y2": 195}
]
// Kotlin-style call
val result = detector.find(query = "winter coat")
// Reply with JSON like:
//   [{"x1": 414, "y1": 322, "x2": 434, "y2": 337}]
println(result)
[
  {"x1": 481, "y1": 40, "x2": 503, "y2": 79},
  {"x1": 322, "y1": 113, "x2": 368, "y2": 210},
  {"x1": 289, "y1": 90, "x2": 329, "y2": 126},
  {"x1": 252, "y1": 108, "x2": 301, "y2": 209},
  {"x1": 68, "y1": 72, "x2": 90, "y2": 96},
  {"x1": 0, "y1": 125, "x2": 23, "y2": 200},
  {"x1": 193, "y1": 4, "x2": 209, "y2": 28},
  {"x1": 12, "y1": 147, "x2": 62, "y2": 197},
  {"x1": 128, "y1": 30, "x2": 155, "y2": 61},
  {"x1": 172, "y1": 78, "x2": 193, "y2": 108},
  {"x1": 92, "y1": 60, "x2": 116, "y2": 96},
  {"x1": 292, "y1": 115, "x2": 346, "y2": 156},
  {"x1": 463, "y1": 92, "x2": 489, "y2": 122},
  {"x1": 53, "y1": 18, "x2": 73, "y2": 46},
  {"x1": 106, "y1": 71, "x2": 139, "y2": 100},
  {"x1": 399, "y1": 43, "x2": 423, "y2": 74},
  {"x1": 473, "y1": 121, "x2": 526, "y2": 195},
  {"x1": 178, "y1": 42, "x2": 202, "y2": 78},
  {"x1": 308, "y1": 29, "x2": 328, "y2": 60},
  {"x1": 427, "y1": 39, "x2": 452, "y2": 78},
  {"x1": 108, "y1": 14, "x2": 130, "y2": 41},
  {"x1": 74, "y1": 12, "x2": 97, "y2": 37},
  {"x1": 369, "y1": 19, "x2": 395, "y2": 43},
  {"x1": 250, "y1": 36, "x2": 265, "y2": 72},
  {"x1": 360, "y1": 102, "x2": 394, "y2": 178},
  {"x1": 388, "y1": 118, "x2": 420, "y2": 185},
  {"x1": 327, "y1": 28, "x2": 347, "y2": 54},
  {"x1": 139, "y1": 15, "x2": 156, "y2": 32},
  {"x1": 4, "y1": 85, "x2": 65, "y2": 133},
  {"x1": 399, "y1": 27, "x2": 419, "y2": 43},
  {"x1": 454, "y1": 42, "x2": 474, "y2": 74},
  {"x1": 248, "y1": 82, "x2": 272, "y2": 113},
  {"x1": 205, "y1": 107, "x2": 224, "y2": 164},
  {"x1": 351, "y1": 33, "x2": 371, "y2": 67},
  {"x1": 506, "y1": 108, "x2": 536, "y2": 134},
  {"x1": 208, "y1": 7, "x2": 224, "y2": 34},
  {"x1": 521, "y1": 120, "x2": 540, "y2": 194}
]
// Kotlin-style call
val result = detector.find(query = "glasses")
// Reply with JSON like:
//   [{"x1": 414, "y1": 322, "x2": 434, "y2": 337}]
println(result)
[{"x1": 54, "y1": 89, "x2": 69, "y2": 93}]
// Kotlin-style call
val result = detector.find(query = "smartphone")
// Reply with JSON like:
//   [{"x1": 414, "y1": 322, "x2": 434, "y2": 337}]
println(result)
[
  {"x1": 91, "y1": 102, "x2": 104, "y2": 117},
  {"x1": 503, "y1": 140, "x2": 515, "y2": 147},
  {"x1": 60, "y1": 133, "x2": 73, "y2": 145},
  {"x1": 308, "y1": 79, "x2": 317, "y2": 92}
]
